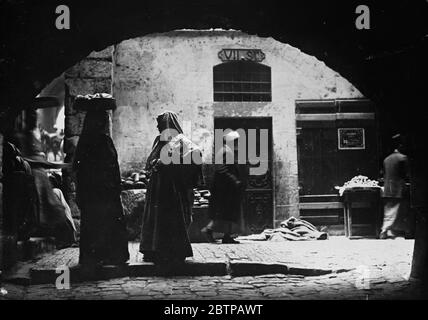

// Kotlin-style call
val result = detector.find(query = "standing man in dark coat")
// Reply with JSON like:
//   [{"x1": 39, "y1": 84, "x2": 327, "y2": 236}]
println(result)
[
  {"x1": 380, "y1": 134, "x2": 410, "y2": 239},
  {"x1": 202, "y1": 130, "x2": 243, "y2": 244}
]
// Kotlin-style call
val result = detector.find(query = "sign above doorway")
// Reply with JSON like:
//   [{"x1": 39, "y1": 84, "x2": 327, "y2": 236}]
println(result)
[{"x1": 218, "y1": 49, "x2": 265, "y2": 63}]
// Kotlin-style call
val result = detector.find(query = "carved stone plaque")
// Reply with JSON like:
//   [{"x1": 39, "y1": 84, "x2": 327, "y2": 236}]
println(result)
[{"x1": 218, "y1": 49, "x2": 265, "y2": 63}]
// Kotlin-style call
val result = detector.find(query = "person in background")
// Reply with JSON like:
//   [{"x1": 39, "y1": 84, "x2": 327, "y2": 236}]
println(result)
[
  {"x1": 50, "y1": 126, "x2": 63, "y2": 162},
  {"x1": 2, "y1": 141, "x2": 38, "y2": 242},
  {"x1": 202, "y1": 130, "x2": 244, "y2": 244},
  {"x1": 40, "y1": 127, "x2": 50, "y2": 157},
  {"x1": 380, "y1": 134, "x2": 410, "y2": 239},
  {"x1": 12, "y1": 109, "x2": 75, "y2": 248},
  {"x1": 140, "y1": 111, "x2": 203, "y2": 266},
  {"x1": 74, "y1": 110, "x2": 129, "y2": 268}
]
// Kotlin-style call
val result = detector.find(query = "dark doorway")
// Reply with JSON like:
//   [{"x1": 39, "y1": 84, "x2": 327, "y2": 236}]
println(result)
[
  {"x1": 296, "y1": 99, "x2": 381, "y2": 234},
  {"x1": 296, "y1": 100, "x2": 379, "y2": 196},
  {"x1": 214, "y1": 117, "x2": 273, "y2": 235},
  {"x1": 297, "y1": 126, "x2": 339, "y2": 195}
]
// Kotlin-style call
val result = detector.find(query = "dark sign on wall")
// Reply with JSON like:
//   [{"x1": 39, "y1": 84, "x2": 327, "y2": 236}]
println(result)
[
  {"x1": 338, "y1": 128, "x2": 365, "y2": 150},
  {"x1": 218, "y1": 49, "x2": 265, "y2": 63}
]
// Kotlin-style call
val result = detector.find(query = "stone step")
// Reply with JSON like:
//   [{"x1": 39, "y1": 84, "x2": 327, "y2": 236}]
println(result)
[
  {"x1": 25, "y1": 259, "x2": 346, "y2": 285},
  {"x1": 229, "y1": 261, "x2": 289, "y2": 276},
  {"x1": 30, "y1": 261, "x2": 229, "y2": 285},
  {"x1": 1, "y1": 263, "x2": 32, "y2": 285},
  {"x1": 3, "y1": 237, "x2": 57, "y2": 271},
  {"x1": 2, "y1": 238, "x2": 58, "y2": 285}
]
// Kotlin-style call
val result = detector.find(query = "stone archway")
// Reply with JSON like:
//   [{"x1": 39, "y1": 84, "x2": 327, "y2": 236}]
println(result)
[
  {"x1": 1, "y1": 0, "x2": 427, "y2": 282},
  {"x1": 61, "y1": 30, "x2": 368, "y2": 228}
]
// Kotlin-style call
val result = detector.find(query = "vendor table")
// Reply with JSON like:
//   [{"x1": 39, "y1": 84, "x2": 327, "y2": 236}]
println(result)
[{"x1": 341, "y1": 188, "x2": 382, "y2": 238}]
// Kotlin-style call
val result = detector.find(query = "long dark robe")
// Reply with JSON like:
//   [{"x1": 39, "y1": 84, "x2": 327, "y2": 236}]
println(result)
[
  {"x1": 208, "y1": 146, "x2": 242, "y2": 225},
  {"x1": 140, "y1": 114, "x2": 202, "y2": 264},
  {"x1": 74, "y1": 134, "x2": 129, "y2": 265},
  {"x1": 381, "y1": 150, "x2": 410, "y2": 236},
  {"x1": 32, "y1": 168, "x2": 76, "y2": 245}
]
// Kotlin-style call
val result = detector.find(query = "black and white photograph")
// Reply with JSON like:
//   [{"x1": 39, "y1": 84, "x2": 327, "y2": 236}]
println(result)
[{"x1": 0, "y1": 0, "x2": 427, "y2": 309}]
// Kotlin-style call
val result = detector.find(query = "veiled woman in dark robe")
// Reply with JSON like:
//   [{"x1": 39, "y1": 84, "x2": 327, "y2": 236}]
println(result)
[
  {"x1": 74, "y1": 110, "x2": 129, "y2": 266},
  {"x1": 140, "y1": 111, "x2": 203, "y2": 265},
  {"x1": 202, "y1": 131, "x2": 243, "y2": 244}
]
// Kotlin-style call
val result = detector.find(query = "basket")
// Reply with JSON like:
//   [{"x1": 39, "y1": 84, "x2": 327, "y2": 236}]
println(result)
[{"x1": 73, "y1": 93, "x2": 116, "y2": 111}]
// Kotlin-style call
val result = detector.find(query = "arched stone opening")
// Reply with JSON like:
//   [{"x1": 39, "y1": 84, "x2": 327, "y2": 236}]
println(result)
[
  {"x1": 59, "y1": 31, "x2": 378, "y2": 235},
  {"x1": 0, "y1": 1, "x2": 427, "y2": 285}
]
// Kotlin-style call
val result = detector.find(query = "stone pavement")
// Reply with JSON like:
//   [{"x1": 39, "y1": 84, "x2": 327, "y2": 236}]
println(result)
[
  {"x1": 25, "y1": 237, "x2": 415, "y2": 270},
  {"x1": 32, "y1": 237, "x2": 414, "y2": 276},
  {"x1": 2, "y1": 269, "x2": 424, "y2": 300},
  {"x1": 2, "y1": 237, "x2": 424, "y2": 300}
]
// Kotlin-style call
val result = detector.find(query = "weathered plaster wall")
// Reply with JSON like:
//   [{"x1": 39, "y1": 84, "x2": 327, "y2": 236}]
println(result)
[{"x1": 112, "y1": 30, "x2": 363, "y2": 222}]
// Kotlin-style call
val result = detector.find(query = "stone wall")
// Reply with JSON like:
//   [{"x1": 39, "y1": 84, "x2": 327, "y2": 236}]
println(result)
[
  {"x1": 111, "y1": 30, "x2": 363, "y2": 223},
  {"x1": 63, "y1": 47, "x2": 114, "y2": 217}
]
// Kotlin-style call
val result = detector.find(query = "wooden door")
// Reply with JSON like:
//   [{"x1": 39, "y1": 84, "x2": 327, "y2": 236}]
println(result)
[{"x1": 297, "y1": 127, "x2": 339, "y2": 195}]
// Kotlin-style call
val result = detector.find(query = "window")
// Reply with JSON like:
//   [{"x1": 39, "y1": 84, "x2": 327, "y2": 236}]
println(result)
[{"x1": 213, "y1": 61, "x2": 271, "y2": 102}]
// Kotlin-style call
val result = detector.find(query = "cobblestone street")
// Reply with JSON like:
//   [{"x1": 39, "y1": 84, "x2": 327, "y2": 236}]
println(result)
[{"x1": 2, "y1": 238, "x2": 424, "y2": 300}]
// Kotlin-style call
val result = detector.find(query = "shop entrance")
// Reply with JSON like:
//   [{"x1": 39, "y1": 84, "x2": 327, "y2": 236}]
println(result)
[
  {"x1": 296, "y1": 99, "x2": 381, "y2": 234},
  {"x1": 214, "y1": 117, "x2": 273, "y2": 235}
]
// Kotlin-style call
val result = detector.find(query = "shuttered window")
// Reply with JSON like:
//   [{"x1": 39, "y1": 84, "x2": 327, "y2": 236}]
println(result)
[{"x1": 213, "y1": 61, "x2": 271, "y2": 102}]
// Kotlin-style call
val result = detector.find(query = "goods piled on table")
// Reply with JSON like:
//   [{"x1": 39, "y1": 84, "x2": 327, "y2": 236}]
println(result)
[
  {"x1": 193, "y1": 189, "x2": 211, "y2": 208},
  {"x1": 335, "y1": 175, "x2": 380, "y2": 196},
  {"x1": 120, "y1": 170, "x2": 210, "y2": 208},
  {"x1": 121, "y1": 170, "x2": 148, "y2": 190},
  {"x1": 120, "y1": 171, "x2": 147, "y2": 240}
]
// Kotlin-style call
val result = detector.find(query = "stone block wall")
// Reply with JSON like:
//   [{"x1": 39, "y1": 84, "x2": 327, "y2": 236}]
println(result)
[{"x1": 63, "y1": 46, "x2": 114, "y2": 218}]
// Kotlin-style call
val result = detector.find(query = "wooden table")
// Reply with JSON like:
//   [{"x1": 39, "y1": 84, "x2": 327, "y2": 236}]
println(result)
[{"x1": 341, "y1": 187, "x2": 382, "y2": 238}]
